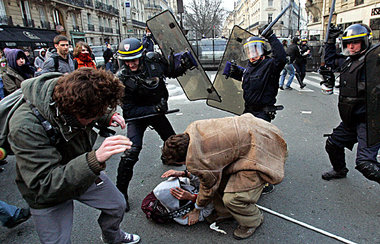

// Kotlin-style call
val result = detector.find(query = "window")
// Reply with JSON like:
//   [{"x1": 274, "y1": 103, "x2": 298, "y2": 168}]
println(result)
[
  {"x1": 0, "y1": 0, "x2": 7, "y2": 25},
  {"x1": 39, "y1": 7, "x2": 49, "y2": 29},
  {"x1": 20, "y1": 1, "x2": 32, "y2": 27},
  {"x1": 268, "y1": 0, "x2": 273, "y2": 7},
  {"x1": 53, "y1": 9, "x2": 62, "y2": 25},
  {"x1": 268, "y1": 13, "x2": 273, "y2": 23},
  {"x1": 355, "y1": 0, "x2": 363, "y2": 6},
  {"x1": 87, "y1": 13, "x2": 92, "y2": 25}
]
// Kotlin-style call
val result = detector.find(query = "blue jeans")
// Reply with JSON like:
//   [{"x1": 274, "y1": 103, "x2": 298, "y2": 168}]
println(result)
[
  {"x1": 105, "y1": 62, "x2": 114, "y2": 73},
  {"x1": 279, "y1": 64, "x2": 295, "y2": 88},
  {"x1": 0, "y1": 200, "x2": 20, "y2": 225},
  {"x1": 0, "y1": 79, "x2": 5, "y2": 99}
]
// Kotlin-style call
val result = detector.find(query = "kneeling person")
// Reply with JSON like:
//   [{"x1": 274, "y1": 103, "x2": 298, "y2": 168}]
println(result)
[{"x1": 161, "y1": 114, "x2": 287, "y2": 240}]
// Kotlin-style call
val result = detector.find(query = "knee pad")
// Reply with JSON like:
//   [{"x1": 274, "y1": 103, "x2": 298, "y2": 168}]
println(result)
[{"x1": 355, "y1": 161, "x2": 380, "y2": 183}]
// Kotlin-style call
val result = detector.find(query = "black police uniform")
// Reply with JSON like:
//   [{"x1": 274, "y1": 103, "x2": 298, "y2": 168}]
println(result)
[
  {"x1": 323, "y1": 41, "x2": 380, "y2": 183},
  {"x1": 242, "y1": 34, "x2": 287, "y2": 122},
  {"x1": 116, "y1": 52, "x2": 186, "y2": 209}
]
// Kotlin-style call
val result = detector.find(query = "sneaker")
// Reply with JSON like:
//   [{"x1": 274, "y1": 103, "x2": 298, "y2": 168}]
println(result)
[
  {"x1": 102, "y1": 232, "x2": 140, "y2": 244},
  {"x1": 233, "y1": 218, "x2": 263, "y2": 240},
  {"x1": 285, "y1": 86, "x2": 293, "y2": 90},
  {"x1": 321, "y1": 168, "x2": 349, "y2": 180},
  {"x1": 279, "y1": 86, "x2": 284, "y2": 90},
  {"x1": 261, "y1": 183, "x2": 274, "y2": 195},
  {"x1": 4, "y1": 208, "x2": 31, "y2": 228},
  {"x1": 300, "y1": 84, "x2": 306, "y2": 89}
]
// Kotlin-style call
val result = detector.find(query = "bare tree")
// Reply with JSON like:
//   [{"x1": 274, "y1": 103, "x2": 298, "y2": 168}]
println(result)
[{"x1": 184, "y1": 0, "x2": 227, "y2": 38}]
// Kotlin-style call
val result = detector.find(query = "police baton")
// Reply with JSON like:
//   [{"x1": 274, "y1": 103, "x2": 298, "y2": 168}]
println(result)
[
  {"x1": 261, "y1": 0, "x2": 294, "y2": 37},
  {"x1": 125, "y1": 109, "x2": 180, "y2": 122}
]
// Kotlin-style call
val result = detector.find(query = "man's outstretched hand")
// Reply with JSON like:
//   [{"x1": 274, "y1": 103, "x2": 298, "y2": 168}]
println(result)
[{"x1": 96, "y1": 135, "x2": 132, "y2": 162}]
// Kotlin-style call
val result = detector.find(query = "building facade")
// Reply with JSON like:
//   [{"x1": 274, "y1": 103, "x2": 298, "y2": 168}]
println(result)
[
  {"x1": 222, "y1": 0, "x2": 307, "y2": 39},
  {"x1": 306, "y1": 0, "x2": 380, "y2": 43}
]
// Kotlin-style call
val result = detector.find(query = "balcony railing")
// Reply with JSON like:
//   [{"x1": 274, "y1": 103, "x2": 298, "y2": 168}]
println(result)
[
  {"x1": 85, "y1": 0, "x2": 93, "y2": 7},
  {"x1": 41, "y1": 20, "x2": 51, "y2": 29},
  {"x1": 88, "y1": 24, "x2": 95, "y2": 31},
  {"x1": 132, "y1": 19, "x2": 146, "y2": 28},
  {"x1": 23, "y1": 18, "x2": 34, "y2": 27},
  {"x1": 95, "y1": 1, "x2": 119, "y2": 15},
  {"x1": 144, "y1": 4, "x2": 162, "y2": 10},
  {"x1": 58, "y1": 0, "x2": 85, "y2": 8},
  {"x1": 105, "y1": 27, "x2": 113, "y2": 33}
]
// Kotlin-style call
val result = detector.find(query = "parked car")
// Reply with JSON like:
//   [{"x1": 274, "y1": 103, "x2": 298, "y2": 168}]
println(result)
[
  {"x1": 90, "y1": 46, "x2": 105, "y2": 68},
  {"x1": 191, "y1": 38, "x2": 227, "y2": 70}
]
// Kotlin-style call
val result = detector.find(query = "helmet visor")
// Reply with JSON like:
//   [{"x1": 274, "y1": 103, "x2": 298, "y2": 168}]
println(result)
[
  {"x1": 340, "y1": 36, "x2": 368, "y2": 56},
  {"x1": 243, "y1": 40, "x2": 264, "y2": 60}
]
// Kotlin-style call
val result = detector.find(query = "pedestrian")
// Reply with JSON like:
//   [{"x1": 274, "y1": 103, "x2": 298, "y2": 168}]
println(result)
[
  {"x1": 142, "y1": 27, "x2": 157, "y2": 52},
  {"x1": 34, "y1": 48, "x2": 46, "y2": 72},
  {"x1": 0, "y1": 49, "x2": 6, "y2": 100},
  {"x1": 2, "y1": 48, "x2": 35, "y2": 96},
  {"x1": 103, "y1": 43, "x2": 114, "y2": 72},
  {"x1": 0, "y1": 200, "x2": 31, "y2": 228},
  {"x1": 73, "y1": 41, "x2": 97, "y2": 69},
  {"x1": 8, "y1": 68, "x2": 140, "y2": 243},
  {"x1": 279, "y1": 39, "x2": 295, "y2": 90},
  {"x1": 37, "y1": 35, "x2": 75, "y2": 76},
  {"x1": 23, "y1": 49, "x2": 35, "y2": 66},
  {"x1": 115, "y1": 37, "x2": 196, "y2": 212},
  {"x1": 161, "y1": 114, "x2": 287, "y2": 239},
  {"x1": 321, "y1": 24, "x2": 380, "y2": 183},
  {"x1": 226, "y1": 26, "x2": 286, "y2": 194},
  {"x1": 287, "y1": 37, "x2": 307, "y2": 89}
]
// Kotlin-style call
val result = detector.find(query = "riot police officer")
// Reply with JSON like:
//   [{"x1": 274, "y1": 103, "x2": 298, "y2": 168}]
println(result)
[
  {"x1": 227, "y1": 28, "x2": 287, "y2": 193},
  {"x1": 321, "y1": 24, "x2": 380, "y2": 183},
  {"x1": 116, "y1": 38, "x2": 193, "y2": 211}
]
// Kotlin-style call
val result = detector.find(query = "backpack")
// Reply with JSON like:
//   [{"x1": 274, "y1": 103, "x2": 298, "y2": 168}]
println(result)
[
  {"x1": 0, "y1": 89, "x2": 58, "y2": 159},
  {"x1": 141, "y1": 191, "x2": 170, "y2": 224}
]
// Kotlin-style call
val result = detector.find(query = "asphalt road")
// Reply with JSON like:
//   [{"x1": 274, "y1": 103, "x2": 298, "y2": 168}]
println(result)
[{"x1": 1, "y1": 72, "x2": 379, "y2": 244}]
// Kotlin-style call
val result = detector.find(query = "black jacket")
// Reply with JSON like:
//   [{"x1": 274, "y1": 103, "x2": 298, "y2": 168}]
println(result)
[{"x1": 242, "y1": 34, "x2": 286, "y2": 107}]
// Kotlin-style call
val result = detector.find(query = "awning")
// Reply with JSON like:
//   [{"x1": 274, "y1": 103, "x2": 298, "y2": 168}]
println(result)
[{"x1": 0, "y1": 26, "x2": 59, "y2": 48}]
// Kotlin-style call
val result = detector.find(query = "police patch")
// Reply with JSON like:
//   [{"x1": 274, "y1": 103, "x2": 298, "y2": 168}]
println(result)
[{"x1": 124, "y1": 44, "x2": 130, "y2": 51}]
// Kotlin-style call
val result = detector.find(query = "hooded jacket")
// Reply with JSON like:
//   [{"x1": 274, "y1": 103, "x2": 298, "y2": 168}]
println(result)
[
  {"x1": 38, "y1": 51, "x2": 75, "y2": 76},
  {"x1": 2, "y1": 48, "x2": 34, "y2": 95},
  {"x1": 34, "y1": 49, "x2": 46, "y2": 70},
  {"x1": 185, "y1": 113, "x2": 287, "y2": 207},
  {"x1": 8, "y1": 73, "x2": 114, "y2": 209}
]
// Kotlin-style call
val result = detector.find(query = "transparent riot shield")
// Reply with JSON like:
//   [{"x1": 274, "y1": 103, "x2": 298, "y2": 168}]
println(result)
[
  {"x1": 206, "y1": 25, "x2": 253, "y2": 115},
  {"x1": 147, "y1": 10, "x2": 220, "y2": 102},
  {"x1": 365, "y1": 43, "x2": 380, "y2": 146}
]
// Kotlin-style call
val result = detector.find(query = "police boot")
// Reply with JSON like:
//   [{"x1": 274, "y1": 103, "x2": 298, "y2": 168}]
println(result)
[
  {"x1": 322, "y1": 138, "x2": 348, "y2": 180},
  {"x1": 355, "y1": 161, "x2": 380, "y2": 184},
  {"x1": 116, "y1": 146, "x2": 140, "y2": 212}
]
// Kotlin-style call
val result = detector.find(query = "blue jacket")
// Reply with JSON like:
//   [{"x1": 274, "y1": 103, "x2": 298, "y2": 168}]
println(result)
[{"x1": 242, "y1": 35, "x2": 286, "y2": 107}]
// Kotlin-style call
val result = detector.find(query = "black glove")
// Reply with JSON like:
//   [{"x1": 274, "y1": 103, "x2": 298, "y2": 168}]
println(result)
[
  {"x1": 155, "y1": 98, "x2": 168, "y2": 113},
  {"x1": 259, "y1": 24, "x2": 273, "y2": 39},
  {"x1": 327, "y1": 25, "x2": 343, "y2": 44}
]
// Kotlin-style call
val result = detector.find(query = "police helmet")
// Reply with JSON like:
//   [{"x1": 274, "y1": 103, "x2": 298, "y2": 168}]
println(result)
[
  {"x1": 340, "y1": 24, "x2": 372, "y2": 57},
  {"x1": 243, "y1": 36, "x2": 267, "y2": 60},
  {"x1": 300, "y1": 38, "x2": 308, "y2": 44},
  {"x1": 117, "y1": 38, "x2": 144, "y2": 60}
]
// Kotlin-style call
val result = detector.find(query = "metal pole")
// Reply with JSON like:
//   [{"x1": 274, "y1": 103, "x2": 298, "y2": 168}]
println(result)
[
  {"x1": 324, "y1": 0, "x2": 336, "y2": 43},
  {"x1": 257, "y1": 205, "x2": 357, "y2": 244}
]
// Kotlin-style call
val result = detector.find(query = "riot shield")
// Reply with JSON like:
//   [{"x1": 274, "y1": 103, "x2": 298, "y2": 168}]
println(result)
[
  {"x1": 365, "y1": 43, "x2": 380, "y2": 146},
  {"x1": 147, "y1": 10, "x2": 220, "y2": 102},
  {"x1": 206, "y1": 26, "x2": 253, "y2": 115}
]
